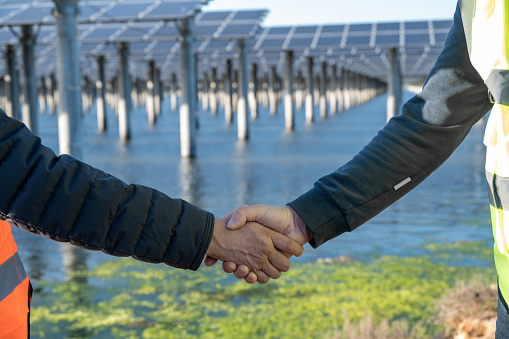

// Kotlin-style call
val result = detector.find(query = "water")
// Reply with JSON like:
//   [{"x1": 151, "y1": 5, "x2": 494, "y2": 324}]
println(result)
[{"x1": 11, "y1": 90, "x2": 493, "y2": 284}]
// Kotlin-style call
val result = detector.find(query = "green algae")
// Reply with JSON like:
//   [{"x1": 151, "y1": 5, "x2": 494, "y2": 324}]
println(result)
[{"x1": 30, "y1": 241, "x2": 495, "y2": 339}]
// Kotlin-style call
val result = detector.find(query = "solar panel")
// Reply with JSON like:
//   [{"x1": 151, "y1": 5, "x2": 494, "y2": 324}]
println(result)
[
  {"x1": 405, "y1": 33, "x2": 430, "y2": 44},
  {"x1": 376, "y1": 22, "x2": 400, "y2": 31},
  {"x1": 404, "y1": 21, "x2": 428, "y2": 30},
  {"x1": 233, "y1": 10, "x2": 266, "y2": 20},
  {"x1": 287, "y1": 37, "x2": 314, "y2": 48},
  {"x1": 320, "y1": 25, "x2": 345, "y2": 33},
  {"x1": 345, "y1": 35, "x2": 370, "y2": 46},
  {"x1": 375, "y1": 34, "x2": 400, "y2": 45},
  {"x1": 348, "y1": 23, "x2": 372, "y2": 32},
  {"x1": 294, "y1": 26, "x2": 318, "y2": 34}
]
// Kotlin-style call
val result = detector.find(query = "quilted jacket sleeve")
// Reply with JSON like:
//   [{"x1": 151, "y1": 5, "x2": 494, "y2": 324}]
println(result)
[
  {"x1": 0, "y1": 111, "x2": 214, "y2": 270},
  {"x1": 288, "y1": 3, "x2": 493, "y2": 248}
]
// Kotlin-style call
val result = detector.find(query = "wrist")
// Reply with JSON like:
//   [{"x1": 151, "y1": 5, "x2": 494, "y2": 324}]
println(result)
[{"x1": 287, "y1": 206, "x2": 312, "y2": 243}]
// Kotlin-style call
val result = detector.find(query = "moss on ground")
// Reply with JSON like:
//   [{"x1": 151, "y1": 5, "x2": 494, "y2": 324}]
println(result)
[{"x1": 30, "y1": 241, "x2": 495, "y2": 339}]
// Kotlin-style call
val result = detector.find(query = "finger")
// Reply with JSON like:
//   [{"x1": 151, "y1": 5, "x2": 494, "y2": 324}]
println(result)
[
  {"x1": 255, "y1": 271, "x2": 271, "y2": 284},
  {"x1": 226, "y1": 205, "x2": 261, "y2": 230},
  {"x1": 272, "y1": 232, "x2": 304, "y2": 257},
  {"x1": 268, "y1": 249, "x2": 292, "y2": 272},
  {"x1": 233, "y1": 265, "x2": 250, "y2": 279},
  {"x1": 204, "y1": 255, "x2": 219, "y2": 267},
  {"x1": 261, "y1": 261, "x2": 282, "y2": 280},
  {"x1": 244, "y1": 272, "x2": 258, "y2": 284},
  {"x1": 222, "y1": 261, "x2": 237, "y2": 274}
]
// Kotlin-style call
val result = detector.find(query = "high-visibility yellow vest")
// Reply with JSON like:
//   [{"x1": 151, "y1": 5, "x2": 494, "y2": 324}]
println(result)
[
  {"x1": 460, "y1": 0, "x2": 509, "y2": 300},
  {"x1": 0, "y1": 220, "x2": 31, "y2": 338}
]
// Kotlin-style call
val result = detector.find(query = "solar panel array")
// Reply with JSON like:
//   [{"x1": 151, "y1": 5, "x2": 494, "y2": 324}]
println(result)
[{"x1": 0, "y1": 0, "x2": 453, "y2": 86}]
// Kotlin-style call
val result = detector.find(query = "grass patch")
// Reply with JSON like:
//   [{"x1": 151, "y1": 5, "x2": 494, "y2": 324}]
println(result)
[{"x1": 30, "y1": 241, "x2": 495, "y2": 338}]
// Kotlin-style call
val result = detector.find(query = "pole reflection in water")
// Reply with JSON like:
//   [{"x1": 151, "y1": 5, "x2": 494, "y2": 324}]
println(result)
[
  {"x1": 233, "y1": 140, "x2": 253, "y2": 206},
  {"x1": 60, "y1": 243, "x2": 92, "y2": 337},
  {"x1": 179, "y1": 157, "x2": 203, "y2": 207}
]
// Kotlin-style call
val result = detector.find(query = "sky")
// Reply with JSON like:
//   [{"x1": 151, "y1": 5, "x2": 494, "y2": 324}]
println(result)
[{"x1": 203, "y1": 0, "x2": 459, "y2": 26}]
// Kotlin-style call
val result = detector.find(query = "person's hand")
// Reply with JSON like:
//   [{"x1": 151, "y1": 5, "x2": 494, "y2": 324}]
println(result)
[
  {"x1": 205, "y1": 216, "x2": 304, "y2": 284},
  {"x1": 205, "y1": 205, "x2": 312, "y2": 283}
]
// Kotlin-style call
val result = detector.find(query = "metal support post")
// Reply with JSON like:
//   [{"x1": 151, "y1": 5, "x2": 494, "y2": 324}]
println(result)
[
  {"x1": 117, "y1": 42, "x2": 131, "y2": 142},
  {"x1": 178, "y1": 18, "x2": 197, "y2": 157},
  {"x1": 305, "y1": 57, "x2": 314, "y2": 124},
  {"x1": 237, "y1": 39, "x2": 249, "y2": 140},
  {"x1": 96, "y1": 55, "x2": 107, "y2": 132},
  {"x1": 284, "y1": 50, "x2": 295, "y2": 131},
  {"x1": 53, "y1": 0, "x2": 82, "y2": 157}
]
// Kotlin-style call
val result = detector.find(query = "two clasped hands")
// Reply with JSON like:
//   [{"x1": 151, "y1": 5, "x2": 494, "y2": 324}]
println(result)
[{"x1": 204, "y1": 205, "x2": 313, "y2": 284}]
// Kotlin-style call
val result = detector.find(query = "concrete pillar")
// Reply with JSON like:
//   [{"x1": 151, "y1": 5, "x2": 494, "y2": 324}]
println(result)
[
  {"x1": 201, "y1": 71, "x2": 209, "y2": 112},
  {"x1": 4, "y1": 45, "x2": 20, "y2": 120},
  {"x1": 96, "y1": 55, "x2": 107, "y2": 132},
  {"x1": 269, "y1": 66, "x2": 277, "y2": 116},
  {"x1": 305, "y1": 57, "x2": 314, "y2": 124},
  {"x1": 224, "y1": 59, "x2": 233, "y2": 125},
  {"x1": 21, "y1": 25, "x2": 38, "y2": 134},
  {"x1": 39, "y1": 76, "x2": 47, "y2": 114},
  {"x1": 284, "y1": 50, "x2": 295, "y2": 131},
  {"x1": 337, "y1": 67, "x2": 344, "y2": 112},
  {"x1": 387, "y1": 47, "x2": 402, "y2": 121},
  {"x1": 209, "y1": 67, "x2": 218, "y2": 116},
  {"x1": 320, "y1": 61, "x2": 327, "y2": 119},
  {"x1": 117, "y1": 42, "x2": 131, "y2": 142},
  {"x1": 154, "y1": 66, "x2": 161, "y2": 117},
  {"x1": 330, "y1": 65, "x2": 338, "y2": 115},
  {"x1": 237, "y1": 39, "x2": 249, "y2": 140},
  {"x1": 170, "y1": 72, "x2": 178, "y2": 112},
  {"x1": 54, "y1": 0, "x2": 82, "y2": 158},
  {"x1": 179, "y1": 18, "x2": 197, "y2": 157},
  {"x1": 249, "y1": 63, "x2": 258, "y2": 119},
  {"x1": 146, "y1": 60, "x2": 156, "y2": 126},
  {"x1": 343, "y1": 69, "x2": 351, "y2": 111}
]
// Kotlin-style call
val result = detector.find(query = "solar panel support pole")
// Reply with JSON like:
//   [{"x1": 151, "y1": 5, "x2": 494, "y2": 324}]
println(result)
[
  {"x1": 4, "y1": 45, "x2": 20, "y2": 121},
  {"x1": 249, "y1": 63, "x2": 258, "y2": 119},
  {"x1": 179, "y1": 18, "x2": 197, "y2": 157},
  {"x1": 20, "y1": 25, "x2": 38, "y2": 134},
  {"x1": 237, "y1": 39, "x2": 249, "y2": 140},
  {"x1": 343, "y1": 70, "x2": 351, "y2": 111},
  {"x1": 210, "y1": 68, "x2": 218, "y2": 116},
  {"x1": 96, "y1": 55, "x2": 107, "y2": 132},
  {"x1": 170, "y1": 72, "x2": 178, "y2": 112},
  {"x1": 284, "y1": 50, "x2": 294, "y2": 131},
  {"x1": 387, "y1": 47, "x2": 402, "y2": 121},
  {"x1": 117, "y1": 42, "x2": 131, "y2": 142},
  {"x1": 337, "y1": 67, "x2": 344, "y2": 112},
  {"x1": 320, "y1": 61, "x2": 327, "y2": 119},
  {"x1": 330, "y1": 65, "x2": 338, "y2": 115},
  {"x1": 269, "y1": 66, "x2": 277, "y2": 116},
  {"x1": 39, "y1": 76, "x2": 47, "y2": 114},
  {"x1": 54, "y1": 0, "x2": 82, "y2": 158},
  {"x1": 147, "y1": 60, "x2": 156, "y2": 126},
  {"x1": 224, "y1": 59, "x2": 233, "y2": 125},
  {"x1": 154, "y1": 67, "x2": 161, "y2": 117},
  {"x1": 305, "y1": 57, "x2": 314, "y2": 124}
]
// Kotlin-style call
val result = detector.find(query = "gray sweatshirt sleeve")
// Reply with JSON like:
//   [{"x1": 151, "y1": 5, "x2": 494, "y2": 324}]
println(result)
[
  {"x1": 0, "y1": 111, "x2": 214, "y2": 270},
  {"x1": 288, "y1": 3, "x2": 493, "y2": 248}
]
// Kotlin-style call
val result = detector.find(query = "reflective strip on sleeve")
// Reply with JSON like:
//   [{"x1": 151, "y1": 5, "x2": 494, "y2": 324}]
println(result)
[{"x1": 0, "y1": 252, "x2": 27, "y2": 301}]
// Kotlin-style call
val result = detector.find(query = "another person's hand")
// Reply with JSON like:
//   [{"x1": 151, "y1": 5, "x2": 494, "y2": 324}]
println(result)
[
  {"x1": 205, "y1": 205, "x2": 312, "y2": 283},
  {"x1": 205, "y1": 216, "x2": 304, "y2": 284}
]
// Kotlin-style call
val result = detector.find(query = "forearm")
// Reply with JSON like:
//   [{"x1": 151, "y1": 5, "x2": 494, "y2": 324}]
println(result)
[
  {"x1": 0, "y1": 112, "x2": 214, "y2": 270},
  {"x1": 289, "y1": 4, "x2": 493, "y2": 247}
]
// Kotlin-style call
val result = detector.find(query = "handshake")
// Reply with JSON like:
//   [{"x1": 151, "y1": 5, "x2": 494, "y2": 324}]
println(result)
[{"x1": 204, "y1": 204, "x2": 313, "y2": 284}]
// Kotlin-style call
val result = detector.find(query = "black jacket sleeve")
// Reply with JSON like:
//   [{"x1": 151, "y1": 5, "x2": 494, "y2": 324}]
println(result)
[
  {"x1": 0, "y1": 111, "x2": 214, "y2": 270},
  {"x1": 288, "y1": 3, "x2": 493, "y2": 248}
]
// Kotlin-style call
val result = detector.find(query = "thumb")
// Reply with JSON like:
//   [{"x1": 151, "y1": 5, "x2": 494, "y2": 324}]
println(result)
[{"x1": 225, "y1": 205, "x2": 252, "y2": 229}]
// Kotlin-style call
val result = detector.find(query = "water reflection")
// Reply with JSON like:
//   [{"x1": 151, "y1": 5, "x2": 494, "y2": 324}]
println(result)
[{"x1": 179, "y1": 157, "x2": 203, "y2": 206}]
